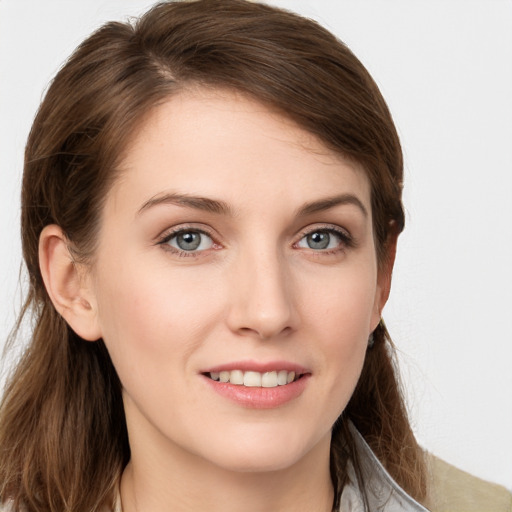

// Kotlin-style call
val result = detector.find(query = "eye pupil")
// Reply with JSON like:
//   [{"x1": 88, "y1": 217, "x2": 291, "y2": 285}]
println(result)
[
  {"x1": 177, "y1": 231, "x2": 201, "y2": 251},
  {"x1": 307, "y1": 231, "x2": 330, "y2": 250}
]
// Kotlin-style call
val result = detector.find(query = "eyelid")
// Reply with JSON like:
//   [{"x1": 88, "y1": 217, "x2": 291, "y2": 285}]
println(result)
[
  {"x1": 156, "y1": 223, "x2": 215, "y2": 242},
  {"x1": 155, "y1": 222, "x2": 354, "y2": 257},
  {"x1": 294, "y1": 224, "x2": 355, "y2": 251},
  {"x1": 156, "y1": 224, "x2": 221, "y2": 256},
  {"x1": 297, "y1": 223, "x2": 351, "y2": 239}
]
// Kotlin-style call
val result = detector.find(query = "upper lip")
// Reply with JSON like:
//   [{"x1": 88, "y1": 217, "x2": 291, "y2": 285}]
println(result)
[{"x1": 201, "y1": 360, "x2": 309, "y2": 374}]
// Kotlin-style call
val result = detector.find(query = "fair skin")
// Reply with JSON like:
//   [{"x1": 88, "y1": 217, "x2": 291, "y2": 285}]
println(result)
[{"x1": 40, "y1": 89, "x2": 393, "y2": 512}]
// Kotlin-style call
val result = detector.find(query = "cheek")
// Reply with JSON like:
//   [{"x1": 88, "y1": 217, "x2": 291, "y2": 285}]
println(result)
[
  {"x1": 302, "y1": 265, "x2": 376, "y2": 405},
  {"x1": 304, "y1": 262, "x2": 378, "y2": 339},
  {"x1": 92, "y1": 257, "x2": 222, "y2": 378}
]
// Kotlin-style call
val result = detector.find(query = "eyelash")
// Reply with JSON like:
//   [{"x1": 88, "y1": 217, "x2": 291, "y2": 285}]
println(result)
[
  {"x1": 157, "y1": 226, "x2": 219, "y2": 258},
  {"x1": 295, "y1": 225, "x2": 354, "y2": 255},
  {"x1": 157, "y1": 224, "x2": 354, "y2": 258}
]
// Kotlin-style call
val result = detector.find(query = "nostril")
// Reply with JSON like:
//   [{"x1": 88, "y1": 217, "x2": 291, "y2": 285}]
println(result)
[{"x1": 224, "y1": 266, "x2": 298, "y2": 339}]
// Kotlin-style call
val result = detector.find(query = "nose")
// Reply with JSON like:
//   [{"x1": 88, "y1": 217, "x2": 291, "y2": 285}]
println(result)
[{"x1": 225, "y1": 247, "x2": 299, "y2": 340}]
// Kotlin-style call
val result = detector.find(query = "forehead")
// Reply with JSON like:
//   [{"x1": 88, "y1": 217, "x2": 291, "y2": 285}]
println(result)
[{"x1": 110, "y1": 89, "x2": 371, "y2": 216}]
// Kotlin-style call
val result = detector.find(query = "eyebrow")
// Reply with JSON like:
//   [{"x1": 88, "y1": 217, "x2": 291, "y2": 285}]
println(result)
[
  {"x1": 137, "y1": 191, "x2": 367, "y2": 219},
  {"x1": 137, "y1": 192, "x2": 233, "y2": 216},
  {"x1": 297, "y1": 194, "x2": 368, "y2": 218}
]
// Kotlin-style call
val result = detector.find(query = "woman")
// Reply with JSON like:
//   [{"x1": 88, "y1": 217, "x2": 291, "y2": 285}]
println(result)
[{"x1": 0, "y1": 1, "x2": 510, "y2": 511}]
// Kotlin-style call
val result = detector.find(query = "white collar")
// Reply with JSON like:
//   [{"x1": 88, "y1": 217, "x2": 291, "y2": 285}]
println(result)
[{"x1": 340, "y1": 421, "x2": 429, "y2": 511}]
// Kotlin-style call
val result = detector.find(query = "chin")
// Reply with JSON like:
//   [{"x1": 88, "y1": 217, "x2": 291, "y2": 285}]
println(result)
[
  {"x1": 211, "y1": 451, "x2": 305, "y2": 474},
  {"x1": 198, "y1": 427, "x2": 329, "y2": 474}
]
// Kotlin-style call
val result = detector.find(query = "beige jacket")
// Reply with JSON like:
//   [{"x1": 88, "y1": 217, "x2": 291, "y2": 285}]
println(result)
[{"x1": 424, "y1": 455, "x2": 512, "y2": 512}]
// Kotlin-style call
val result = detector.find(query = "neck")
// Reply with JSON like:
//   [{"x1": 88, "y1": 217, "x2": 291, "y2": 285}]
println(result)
[{"x1": 120, "y1": 423, "x2": 334, "y2": 512}]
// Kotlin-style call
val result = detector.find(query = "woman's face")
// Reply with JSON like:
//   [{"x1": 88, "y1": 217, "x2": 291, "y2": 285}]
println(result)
[{"x1": 88, "y1": 89, "x2": 388, "y2": 473}]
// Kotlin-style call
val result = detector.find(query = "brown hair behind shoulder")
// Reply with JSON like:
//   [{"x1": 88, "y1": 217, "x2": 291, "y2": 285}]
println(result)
[{"x1": 0, "y1": 1, "x2": 426, "y2": 510}]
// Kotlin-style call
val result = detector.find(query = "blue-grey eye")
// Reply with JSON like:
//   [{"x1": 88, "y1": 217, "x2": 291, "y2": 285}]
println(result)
[
  {"x1": 297, "y1": 230, "x2": 343, "y2": 250},
  {"x1": 167, "y1": 230, "x2": 213, "y2": 252}
]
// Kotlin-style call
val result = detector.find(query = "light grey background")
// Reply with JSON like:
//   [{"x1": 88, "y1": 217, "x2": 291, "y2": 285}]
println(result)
[{"x1": 1, "y1": 0, "x2": 511, "y2": 489}]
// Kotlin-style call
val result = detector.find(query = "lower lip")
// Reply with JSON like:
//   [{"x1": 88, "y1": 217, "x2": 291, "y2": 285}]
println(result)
[{"x1": 202, "y1": 374, "x2": 310, "y2": 409}]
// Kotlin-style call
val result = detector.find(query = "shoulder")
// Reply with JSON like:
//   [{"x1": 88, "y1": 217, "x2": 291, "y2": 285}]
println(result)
[{"x1": 424, "y1": 454, "x2": 512, "y2": 512}]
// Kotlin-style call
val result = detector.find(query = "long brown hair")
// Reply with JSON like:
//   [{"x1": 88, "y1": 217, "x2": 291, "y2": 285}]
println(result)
[{"x1": 0, "y1": 1, "x2": 427, "y2": 510}]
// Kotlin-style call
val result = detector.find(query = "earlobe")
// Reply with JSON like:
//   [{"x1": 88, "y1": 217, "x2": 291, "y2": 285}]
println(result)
[{"x1": 39, "y1": 225, "x2": 102, "y2": 341}]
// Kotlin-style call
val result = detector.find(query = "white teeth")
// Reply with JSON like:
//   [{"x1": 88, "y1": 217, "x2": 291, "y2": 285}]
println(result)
[
  {"x1": 208, "y1": 369, "x2": 300, "y2": 387},
  {"x1": 243, "y1": 371, "x2": 261, "y2": 387},
  {"x1": 261, "y1": 371, "x2": 277, "y2": 388},
  {"x1": 230, "y1": 370, "x2": 244, "y2": 385},
  {"x1": 277, "y1": 370, "x2": 288, "y2": 385}
]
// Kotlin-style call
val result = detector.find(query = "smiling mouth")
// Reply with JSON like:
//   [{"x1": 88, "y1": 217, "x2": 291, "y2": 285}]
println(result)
[{"x1": 205, "y1": 370, "x2": 303, "y2": 388}]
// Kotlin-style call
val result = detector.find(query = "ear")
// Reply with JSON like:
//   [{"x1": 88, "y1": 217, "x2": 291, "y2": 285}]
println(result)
[
  {"x1": 370, "y1": 229, "x2": 398, "y2": 332},
  {"x1": 39, "y1": 225, "x2": 102, "y2": 341}
]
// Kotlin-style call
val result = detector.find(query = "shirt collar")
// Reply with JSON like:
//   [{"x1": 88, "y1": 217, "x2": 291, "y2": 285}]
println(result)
[{"x1": 340, "y1": 421, "x2": 429, "y2": 511}]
